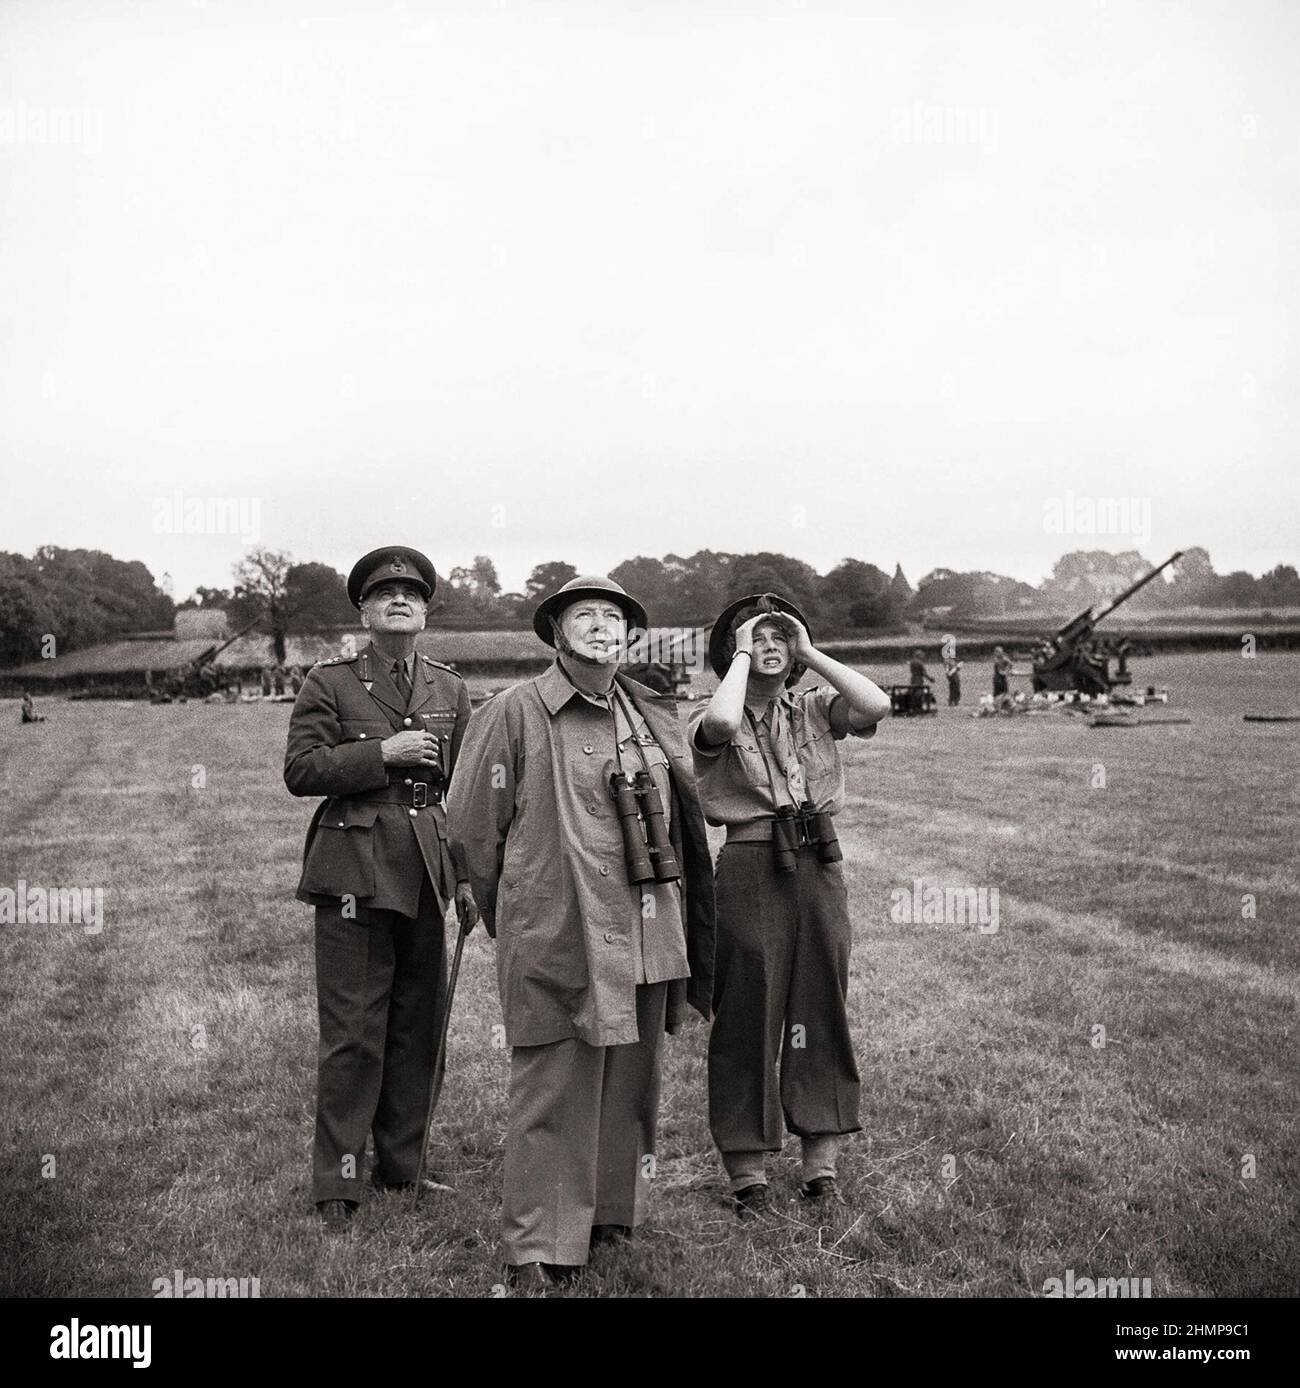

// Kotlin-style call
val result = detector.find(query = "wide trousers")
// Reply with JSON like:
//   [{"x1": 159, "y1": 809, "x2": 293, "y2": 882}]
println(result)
[
  {"x1": 312, "y1": 874, "x2": 447, "y2": 1204},
  {"x1": 708, "y1": 843, "x2": 861, "y2": 1153},
  {"x1": 502, "y1": 981, "x2": 668, "y2": 1267}
]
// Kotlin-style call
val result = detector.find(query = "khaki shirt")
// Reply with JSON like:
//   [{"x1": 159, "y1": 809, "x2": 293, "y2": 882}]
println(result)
[
  {"x1": 689, "y1": 685, "x2": 875, "y2": 831},
  {"x1": 447, "y1": 662, "x2": 717, "y2": 1048}
]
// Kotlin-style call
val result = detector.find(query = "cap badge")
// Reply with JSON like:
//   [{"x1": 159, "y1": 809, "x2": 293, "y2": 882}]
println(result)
[{"x1": 390, "y1": 555, "x2": 406, "y2": 574}]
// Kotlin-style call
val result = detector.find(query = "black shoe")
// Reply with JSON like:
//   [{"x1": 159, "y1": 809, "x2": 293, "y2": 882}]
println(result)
[
  {"x1": 590, "y1": 1223, "x2": 632, "y2": 1249},
  {"x1": 505, "y1": 1261, "x2": 582, "y2": 1292},
  {"x1": 799, "y1": 1175, "x2": 843, "y2": 1205},
  {"x1": 732, "y1": 1183, "x2": 772, "y2": 1220},
  {"x1": 317, "y1": 1199, "x2": 357, "y2": 1230}
]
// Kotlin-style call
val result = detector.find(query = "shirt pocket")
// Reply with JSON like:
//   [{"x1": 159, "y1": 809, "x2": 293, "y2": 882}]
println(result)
[
  {"x1": 726, "y1": 733, "x2": 772, "y2": 780},
  {"x1": 796, "y1": 723, "x2": 841, "y2": 802},
  {"x1": 339, "y1": 719, "x2": 391, "y2": 744}
]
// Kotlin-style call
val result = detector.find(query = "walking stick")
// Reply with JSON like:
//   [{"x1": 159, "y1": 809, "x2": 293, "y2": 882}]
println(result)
[{"x1": 413, "y1": 906, "x2": 472, "y2": 1207}]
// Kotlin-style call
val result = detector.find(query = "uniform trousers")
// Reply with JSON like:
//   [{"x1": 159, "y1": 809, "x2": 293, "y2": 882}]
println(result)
[
  {"x1": 312, "y1": 873, "x2": 447, "y2": 1204},
  {"x1": 502, "y1": 981, "x2": 667, "y2": 1267},
  {"x1": 708, "y1": 843, "x2": 861, "y2": 1156}
]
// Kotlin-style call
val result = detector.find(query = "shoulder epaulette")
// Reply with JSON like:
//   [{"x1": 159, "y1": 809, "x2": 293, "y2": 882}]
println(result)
[
  {"x1": 420, "y1": 655, "x2": 462, "y2": 679},
  {"x1": 315, "y1": 652, "x2": 359, "y2": 668}
]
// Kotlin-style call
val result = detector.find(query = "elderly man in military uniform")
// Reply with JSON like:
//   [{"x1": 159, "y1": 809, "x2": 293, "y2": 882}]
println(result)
[
  {"x1": 448, "y1": 575, "x2": 715, "y2": 1290},
  {"x1": 285, "y1": 547, "x2": 477, "y2": 1230}
]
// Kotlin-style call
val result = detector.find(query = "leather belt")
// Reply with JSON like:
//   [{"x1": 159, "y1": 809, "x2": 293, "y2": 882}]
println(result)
[
  {"x1": 726, "y1": 818, "x2": 830, "y2": 846},
  {"x1": 726, "y1": 820, "x2": 778, "y2": 843},
  {"x1": 359, "y1": 782, "x2": 445, "y2": 808}
]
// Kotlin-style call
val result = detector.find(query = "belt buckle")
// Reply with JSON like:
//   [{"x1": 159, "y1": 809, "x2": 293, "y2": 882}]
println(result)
[{"x1": 412, "y1": 783, "x2": 428, "y2": 810}]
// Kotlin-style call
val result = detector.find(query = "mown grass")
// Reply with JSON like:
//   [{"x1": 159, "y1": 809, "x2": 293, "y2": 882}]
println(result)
[{"x1": 1, "y1": 652, "x2": 1296, "y2": 1297}]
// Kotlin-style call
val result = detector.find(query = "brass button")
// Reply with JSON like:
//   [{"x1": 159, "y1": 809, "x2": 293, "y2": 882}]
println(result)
[
  {"x1": 337, "y1": 821, "x2": 345, "y2": 827},
  {"x1": 603, "y1": 931, "x2": 615, "y2": 943},
  {"x1": 404, "y1": 777, "x2": 413, "y2": 786},
  {"x1": 403, "y1": 717, "x2": 412, "y2": 727},
  {"x1": 583, "y1": 745, "x2": 594, "y2": 754},
  {"x1": 599, "y1": 865, "x2": 609, "y2": 876},
  {"x1": 409, "y1": 808, "x2": 417, "y2": 817},
  {"x1": 359, "y1": 732, "x2": 367, "y2": 739},
  {"x1": 588, "y1": 805, "x2": 599, "y2": 815}
]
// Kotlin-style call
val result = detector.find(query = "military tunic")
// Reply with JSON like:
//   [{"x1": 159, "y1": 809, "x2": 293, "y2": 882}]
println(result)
[{"x1": 285, "y1": 642, "x2": 471, "y2": 1204}]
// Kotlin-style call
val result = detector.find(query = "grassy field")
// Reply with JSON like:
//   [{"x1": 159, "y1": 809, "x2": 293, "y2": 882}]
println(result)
[{"x1": 1, "y1": 651, "x2": 1297, "y2": 1298}]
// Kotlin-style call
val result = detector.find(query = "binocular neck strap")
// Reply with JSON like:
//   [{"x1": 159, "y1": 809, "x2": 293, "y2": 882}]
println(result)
[
  {"x1": 611, "y1": 686, "x2": 658, "y2": 781},
  {"x1": 743, "y1": 704, "x2": 788, "y2": 813}
]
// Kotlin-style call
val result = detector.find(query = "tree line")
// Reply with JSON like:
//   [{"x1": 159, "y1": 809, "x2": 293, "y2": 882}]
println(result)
[{"x1": 2, "y1": 544, "x2": 1297, "y2": 667}]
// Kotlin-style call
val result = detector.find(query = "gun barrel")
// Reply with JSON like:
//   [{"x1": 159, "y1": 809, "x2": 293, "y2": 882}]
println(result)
[
  {"x1": 1091, "y1": 551, "x2": 1184, "y2": 625},
  {"x1": 1050, "y1": 551, "x2": 1184, "y2": 645},
  {"x1": 189, "y1": 613, "x2": 266, "y2": 670}
]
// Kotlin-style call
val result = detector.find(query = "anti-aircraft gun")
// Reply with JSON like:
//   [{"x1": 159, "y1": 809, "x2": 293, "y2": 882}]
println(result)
[
  {"x1": 154, "y1": 614, "x2": 266, "y2": 702},
  {"x1": 1032, "y1": 552, "x2": 1183, "y2": 696}
]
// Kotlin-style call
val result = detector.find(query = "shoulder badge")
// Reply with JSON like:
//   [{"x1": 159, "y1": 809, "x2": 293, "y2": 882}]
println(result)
[
  {"x1": 315, "y1": 652, "x2": 358, "y2": 668},
  {"x1": 421, "y1": 655, "x2": 462, "y2": 679}
]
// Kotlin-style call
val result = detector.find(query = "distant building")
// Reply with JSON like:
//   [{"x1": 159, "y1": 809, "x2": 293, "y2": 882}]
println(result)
[{"x1": 0, "y1": 615, "x2": 562, "y2": 697}]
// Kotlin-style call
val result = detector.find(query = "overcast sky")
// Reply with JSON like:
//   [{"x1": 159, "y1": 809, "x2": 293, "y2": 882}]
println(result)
[{"x1": 1, "y1": 0, "x2": 1296, "y2": 600}]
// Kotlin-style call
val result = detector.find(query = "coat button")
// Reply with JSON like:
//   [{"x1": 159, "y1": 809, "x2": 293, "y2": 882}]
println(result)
[
  {"x1": 359, "y1": 732, "x2": 367, "y2": 739},
  {"x1": 409, "y1": 808, "x2": 418, "y2": 817},
  {"x1": 337, "y1": 821, "x2": 345, "y2": 827},
  {"x1": 603, "y1": 931, "x2": 615, "y2": 943},
  {"x1": 404, "y1": 777, "x2": 413, "y2": 785},
  {"x1": 404, "y1": 717, "x2": 412, "y2": 726},
  {"x1": 599, "y1": 865, "x2": 609, "y2": 876},
  {"x1": 588, "y1": 805, "x2": 599, "y2": 815},
  {"x1": 583, "y1": 745, "x2": 594, "y2": 754}
]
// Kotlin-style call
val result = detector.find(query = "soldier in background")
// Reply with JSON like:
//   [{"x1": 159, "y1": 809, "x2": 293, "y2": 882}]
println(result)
[
  {"x1": 992, "y1": 646, "x2": 1013, "y2": 699},
  {"x1": 20, "y1": 692, "x2": 45, "y2": 723},
  {"x1": 908, "y1": 648, "x2": 933, "y2": 714},
  {"x1": 943, "y1": 654, "x2": 963, "y2": 706},
  {"x1": 285, "y1": 547, "x2": 477, "y2": 1231}
]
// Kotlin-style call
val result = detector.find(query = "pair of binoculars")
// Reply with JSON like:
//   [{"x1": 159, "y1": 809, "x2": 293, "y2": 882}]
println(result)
[
  {"x1": 771, "y1": 802, "x2": 843, "y2": 873},
  {"x1": 425, "y1": 734, "x2": 451, "y2": 790},
  {"x1": 611, "y1": 770, "x2": 681, "y2": 885}
]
